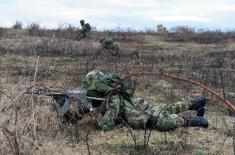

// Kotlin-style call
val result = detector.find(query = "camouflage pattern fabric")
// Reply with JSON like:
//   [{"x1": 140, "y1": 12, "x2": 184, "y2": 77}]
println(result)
[
  {"x1": 99, "y1": 37, "x2": 119, "y2": 55},
  {"x1": 83, "y1": 70, "x2": 134, "y2": 99},
  {"x1": 83, "y1": 70, "x2": 191, "y2": 131},
  {"x1": 78, "y1": 20, "x2": 91, "y2": 40}
]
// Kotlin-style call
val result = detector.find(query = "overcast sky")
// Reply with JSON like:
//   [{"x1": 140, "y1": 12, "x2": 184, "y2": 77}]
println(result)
[{"x1": 0, "y1": 0, "x2": 235, "y2": 31}]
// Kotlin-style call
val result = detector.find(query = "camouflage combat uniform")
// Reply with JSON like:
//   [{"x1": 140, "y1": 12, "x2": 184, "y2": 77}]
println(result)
[
  {"x1": 99, "y1": 37, "x2": 119, "y2": 55},
  {"x1": 83, "y1": 70, "x2": 191, "y2": 131},
  {"x1": 78, "y1": 20, "x2": 91, "y2": 40}
]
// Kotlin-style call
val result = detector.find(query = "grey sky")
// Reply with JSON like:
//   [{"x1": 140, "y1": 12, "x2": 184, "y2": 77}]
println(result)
[{"x1": 0, "y1": 0, "x2": 235, "y2": 30}]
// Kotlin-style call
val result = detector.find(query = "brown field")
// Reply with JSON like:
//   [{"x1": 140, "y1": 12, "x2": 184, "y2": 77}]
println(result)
[{"x1": 0, "y1": 27, "x2": 235, "y2": 155}]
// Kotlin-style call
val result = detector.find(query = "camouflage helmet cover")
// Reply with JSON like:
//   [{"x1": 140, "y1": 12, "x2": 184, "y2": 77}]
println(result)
[
  {"x1": 99, "y1": 37, "x2": 105, "y2": 43},
  {"x1": 80, "y1": 19, "x2": 85, "y2": 25},
  {"x1": 83, "y1": 70, "x2": 135, "y2": 98}
]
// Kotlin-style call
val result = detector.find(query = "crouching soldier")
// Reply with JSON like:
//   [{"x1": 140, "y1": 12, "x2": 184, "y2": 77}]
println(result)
[
  {"x1": 77, "y1": 19, "x2": 91, "y2": 40},
  {"x1": 99, "y1": 37, "x2": 119, "y2": 55}
]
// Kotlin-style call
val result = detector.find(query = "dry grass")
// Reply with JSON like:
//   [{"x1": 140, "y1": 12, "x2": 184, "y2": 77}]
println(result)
[{"x1": 0, "y1": 28, "x2": 234, "y2": 154}]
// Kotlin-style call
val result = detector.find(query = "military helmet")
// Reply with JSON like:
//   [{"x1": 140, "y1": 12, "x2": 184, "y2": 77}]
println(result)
[
  {"x1": 83, "y1": 70, "x2": 107, "y2": 91},
  {"x1": 99, "y1": 37, "x2": 105, "y2": 43},
  {"x1": 80, "y1": 19, "x2": 85, "y2": 25}
]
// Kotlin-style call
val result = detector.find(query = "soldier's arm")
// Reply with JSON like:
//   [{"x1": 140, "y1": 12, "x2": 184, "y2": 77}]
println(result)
[{"x1": 96, "y1": 95, "x2": 120, "y2": 131}]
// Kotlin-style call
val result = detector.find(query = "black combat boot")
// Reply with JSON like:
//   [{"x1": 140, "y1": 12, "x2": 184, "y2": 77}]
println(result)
[
  {"x1": 189, "y1": 95, "x2": 206, "y2": 111},
  {"x1": 183, "y1": 116, "x2": 208, "y2": 128},
  {"x1": 196, "y1": 108, "x2": 205, "y2": 116}
]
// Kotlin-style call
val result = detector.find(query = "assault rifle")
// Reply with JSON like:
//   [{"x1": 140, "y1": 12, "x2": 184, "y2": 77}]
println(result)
[{"x1": 25, "y1": 86, "x2": 105, "y2": 117}]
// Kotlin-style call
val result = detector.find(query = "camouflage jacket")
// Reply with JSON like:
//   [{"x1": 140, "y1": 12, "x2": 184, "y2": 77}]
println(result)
[
  {"x1": 83, "y1": 70, "x2": 189, "y2": 131},
  {"x1": 100, "y1": 37, "x2": 119, "y2": 53}
]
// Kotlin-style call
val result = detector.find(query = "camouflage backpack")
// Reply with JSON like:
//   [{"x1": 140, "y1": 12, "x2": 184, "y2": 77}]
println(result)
[
  {"x1": 83, "y1": 70, "x2": 135, "y2": 99},
  {"x1": 84, "y1": 23, "x2": 91, "y2": 31}
]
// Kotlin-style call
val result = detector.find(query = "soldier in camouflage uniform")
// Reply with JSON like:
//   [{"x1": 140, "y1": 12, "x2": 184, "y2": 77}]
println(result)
[
  {"x1": 99, "y1": 37, "x2": 119, "y2": 55},
  {"x1": 77, "y1": 20, "x2": 91, "y2": 40},
  {"x1": 83, "y1": 70, "x2": 208, "y2": 131}
]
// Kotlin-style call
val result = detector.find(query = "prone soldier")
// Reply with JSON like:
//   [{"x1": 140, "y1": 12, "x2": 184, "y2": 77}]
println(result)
[
  {"x1": 83, "y1": 70, "x2": 208, "y2": 131},
  {"x1": 99, "y1": 37, "x2": 119, "y2": 55},
  {"x1": 29, "y1": 70, "x2": 209, "y2": 132}
]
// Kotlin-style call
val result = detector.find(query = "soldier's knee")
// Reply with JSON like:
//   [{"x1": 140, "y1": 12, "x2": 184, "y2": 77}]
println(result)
[{"x1": 154, "y1": 114, "x2": 182, "y2": 132}]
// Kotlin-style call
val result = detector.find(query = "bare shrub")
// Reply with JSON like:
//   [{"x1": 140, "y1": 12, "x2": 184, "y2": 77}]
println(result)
[
  {"x1": 167, "y1": 26, "x2": 195, "y2": 42},
  {"x1": 194, "y1": 30, "x2": 226, "y2": 43},
  {"x1": 26, "y1": 23, "x2": 79, "y2": 39},
  {"x1": 54, "y1": 24, "x2": 79, "y2": 39},
  {"x1": 28, "y1": 22, "x2": 40, "y2": 36},
  {"x1": 12, "y1": 21, "x2": 23, "y2": 29},
  {"x1": 0, "y1": 26, "x2": 4, "y2": 37},
  {"x1": 226, "y1": 30, "x2": 235, "y2": 40},
  {"x1": 100, "y1": 30, "x2": 145, "y2": 43},
  {"x1": 166, "y1": 26, "x2": 235, "y2": 43},
  {"x1": 145, "y1": 28, "x2": 155, "y2": 33}
]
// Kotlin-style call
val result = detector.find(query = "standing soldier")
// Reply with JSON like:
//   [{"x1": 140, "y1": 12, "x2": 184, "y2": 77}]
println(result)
[
  {"x1": 100, "y1": 37, "x2": 119, "y2": 55},
  {"x1": 77, "y1": 19, "x2": 91, "y2": 40}
]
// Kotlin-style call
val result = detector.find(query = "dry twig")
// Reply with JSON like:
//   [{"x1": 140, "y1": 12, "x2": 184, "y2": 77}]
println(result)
[
  {"x1": 127, "y1": 71, "x2": 235, "y2": 112},
  {"x1": 31, "y1": 56, "x2": 39, "y2": 140}
]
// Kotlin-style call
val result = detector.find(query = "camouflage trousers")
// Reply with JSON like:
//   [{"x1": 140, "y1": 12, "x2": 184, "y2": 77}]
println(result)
[
  {"x1": 96, "y1": 95, "x2": 190, "y2": 131},
  {"x1": 78, "y1": 28, "x2": 90, "y2": 39}
]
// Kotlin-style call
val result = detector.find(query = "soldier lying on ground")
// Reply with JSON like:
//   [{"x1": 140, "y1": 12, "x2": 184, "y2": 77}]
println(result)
[
  {"x1": 99, "y1": 37, "x2": 119, "y2": 55},
  {"x1": 82, "y1": 70, "x2": 208, "y2": 131},
  {"x1": 31, "y1": 70, "x2": 208, "y2": 132},
  {"x1": 77, "y1": 19, "x2": 91, "y2": 40}
]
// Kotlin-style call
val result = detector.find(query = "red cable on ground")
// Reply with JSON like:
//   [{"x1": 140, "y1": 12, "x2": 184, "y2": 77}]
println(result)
[
  {"x1": 126, "y1": 71, "x2": 235, "y2": 112},
  {"x1": 94, "y1": 70, "x2": 235, "y2": 123}
]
